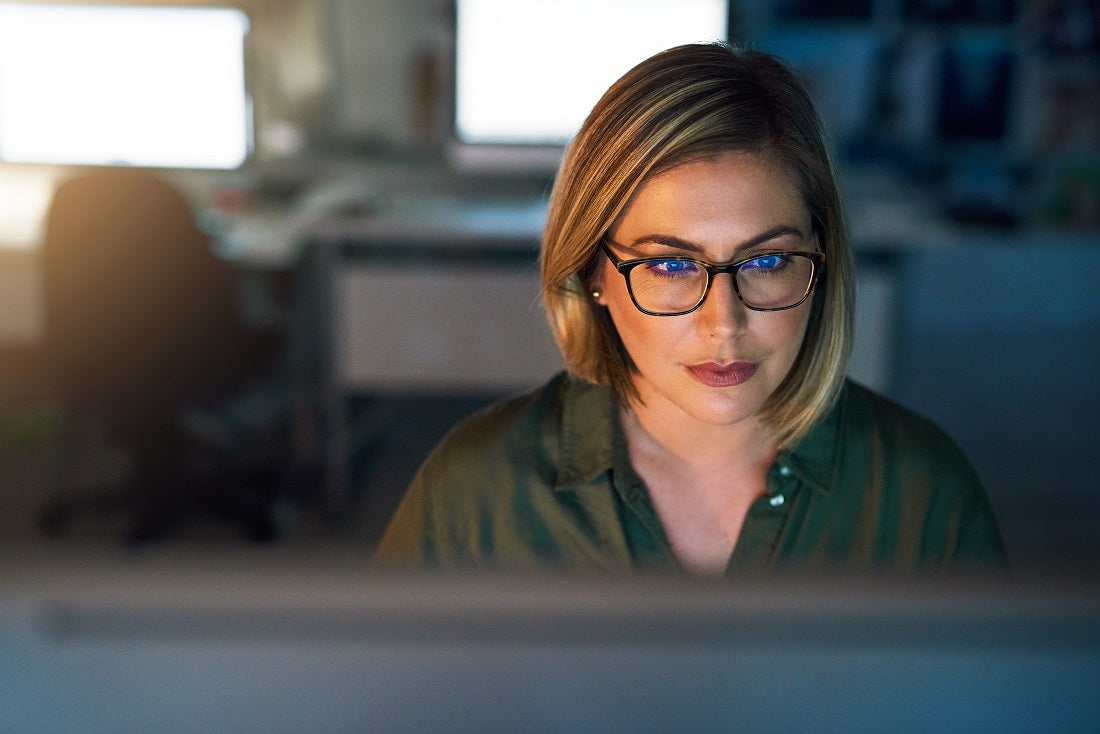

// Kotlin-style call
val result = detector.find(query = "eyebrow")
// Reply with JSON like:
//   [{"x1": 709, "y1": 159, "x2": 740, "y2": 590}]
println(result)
[{"x1": 624, "y1": 224, "x2": 809, "y2": 256}]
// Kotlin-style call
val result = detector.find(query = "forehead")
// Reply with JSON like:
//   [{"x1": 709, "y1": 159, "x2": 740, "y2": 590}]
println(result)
[{"x1": 617, "y1": 151, "x2": 809, "y2": 235}]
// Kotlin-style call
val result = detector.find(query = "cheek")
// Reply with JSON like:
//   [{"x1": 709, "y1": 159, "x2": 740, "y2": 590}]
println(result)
[
  {"x1": 766, "y1": 307, "x2": 813, "y2": 361},
  {"x1": 608, "y1": 304, "x2": 691, "y2": 370},
  {"x1": 606, "y1": 297, "x2": 657, "y2": 351}
]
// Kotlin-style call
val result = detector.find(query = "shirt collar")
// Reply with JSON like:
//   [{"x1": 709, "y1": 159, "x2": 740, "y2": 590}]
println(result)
[
  {"x1": 775, "y1": 383, "x2": 847, "y2": 495},
  {"x1": 554, "y1": 371, "x2": 847, "y2": 496}
]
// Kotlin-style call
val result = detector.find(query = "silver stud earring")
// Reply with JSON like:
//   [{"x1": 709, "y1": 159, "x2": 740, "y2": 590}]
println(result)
[{"x1": 591, "y1": 290, "x2": 601, "y2": 299}]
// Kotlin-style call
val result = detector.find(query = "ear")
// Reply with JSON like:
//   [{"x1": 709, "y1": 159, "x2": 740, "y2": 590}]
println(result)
[
  {"x1": 589, "y1": 278, "x2": 606, "y2": 305},
  {"x1": 585, "y1": 249, "x2": 608, "y2": 305}
]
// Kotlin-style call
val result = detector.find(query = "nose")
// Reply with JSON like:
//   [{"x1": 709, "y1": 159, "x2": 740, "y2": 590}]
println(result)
[{"x1": 695, "y1": 272, "x2": 747, "y2": 336}]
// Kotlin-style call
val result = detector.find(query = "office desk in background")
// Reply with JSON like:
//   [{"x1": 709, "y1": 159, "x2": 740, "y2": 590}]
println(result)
[{"x1": 288, "y1": 197, "x2": 563, "y2": 511}]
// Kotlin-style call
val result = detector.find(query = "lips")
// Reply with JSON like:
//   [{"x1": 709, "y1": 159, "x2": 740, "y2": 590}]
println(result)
[{"x1": 686, "y1": 361, "x2": 758, "y2": 388}]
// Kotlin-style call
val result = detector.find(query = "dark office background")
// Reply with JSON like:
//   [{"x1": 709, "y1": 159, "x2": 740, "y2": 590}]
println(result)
[{"x1": 0, "y1": 0, "x2": 1096, "y2": 572}]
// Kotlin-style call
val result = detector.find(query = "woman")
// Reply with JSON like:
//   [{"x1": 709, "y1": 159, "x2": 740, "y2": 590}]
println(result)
[{"x1": 374, "y1": 43, "x2": 1006, "y2": 574}]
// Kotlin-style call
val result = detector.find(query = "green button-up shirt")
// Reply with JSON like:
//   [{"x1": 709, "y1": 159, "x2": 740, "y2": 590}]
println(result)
[{"x1": 374, "y1": 372, "x2": 1007, "y2": 574}]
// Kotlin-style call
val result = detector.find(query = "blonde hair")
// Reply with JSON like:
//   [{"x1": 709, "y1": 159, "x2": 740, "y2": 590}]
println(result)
[{"x1": 541, "y1": 43, "x2": 854, "y2": 448}]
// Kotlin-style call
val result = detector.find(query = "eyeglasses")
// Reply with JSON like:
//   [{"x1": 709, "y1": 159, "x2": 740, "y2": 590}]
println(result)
[{"x1": 601, "y1": 241, "x2": 825, "y2": 317}]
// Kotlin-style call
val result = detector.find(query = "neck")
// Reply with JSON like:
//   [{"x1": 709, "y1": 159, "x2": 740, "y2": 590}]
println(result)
[{"x1": 622, "y1": 396, "x2": 777, "y2": 473}]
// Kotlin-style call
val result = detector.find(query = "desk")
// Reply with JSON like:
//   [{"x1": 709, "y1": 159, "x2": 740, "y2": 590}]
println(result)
[{"x1": 296, "y1": 197, "x2": 562, "y2": 510}]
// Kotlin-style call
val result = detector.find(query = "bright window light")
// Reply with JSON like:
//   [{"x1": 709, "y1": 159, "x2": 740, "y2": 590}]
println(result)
[
  {"x1": 455, "y1": 0, "x2": 727, "y2": 145},
  {"x1": 0, "y1": 3, "x2": 250, "y2": 169}
]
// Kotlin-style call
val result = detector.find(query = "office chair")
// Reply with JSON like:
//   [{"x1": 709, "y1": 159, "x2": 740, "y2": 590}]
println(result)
[{"x1": 37, "y1": 169, "x2": 288, "y2": 543}]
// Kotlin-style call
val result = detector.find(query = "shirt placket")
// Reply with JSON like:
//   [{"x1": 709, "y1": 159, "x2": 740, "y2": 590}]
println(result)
[{"x1": 725, "y1": 462, "x2": 801, "y2": 574}]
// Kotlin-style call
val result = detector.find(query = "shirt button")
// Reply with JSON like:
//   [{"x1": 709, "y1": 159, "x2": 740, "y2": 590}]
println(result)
[
  {"x1": 769, "y1": 493, "x2": 786, "y2": 507},
  {"x1": 778, "y1": 465, "x2": 792, "y2": 477}
]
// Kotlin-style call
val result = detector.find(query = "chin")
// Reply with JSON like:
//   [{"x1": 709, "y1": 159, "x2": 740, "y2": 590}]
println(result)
[
  {"x1": 676, "y1": 388, "x2": 770, "y2": 428},
  {"x1": 691, "y1": 403, "x2": 763, "y2": 428},
  {"x1": 635, "y1": 367, "x2": 778, "y2": 428}
]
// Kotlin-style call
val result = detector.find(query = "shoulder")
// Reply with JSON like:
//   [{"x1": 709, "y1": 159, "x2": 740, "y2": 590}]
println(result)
[
  {"x1": 837, "y1": 380, "x2": 973, "y2": 467},
  {"x1": 413, "y1": 371, "x2": 607, "y2": 495},
  {"x1": 829, "y1": 380, "x2": 1007, "y2": 569},
  {"x1": 374, "y1": 373, "x2": 574, "y2": 563},
  {"x1": 373, "y1": 372, "x2": 619, "y2": 567},
  {"x1": 425, "y1": 371, "x2": 573, "y2": 467},
  {"x1": 821, "y1": 379, "x2": 993, "y2": 523}
]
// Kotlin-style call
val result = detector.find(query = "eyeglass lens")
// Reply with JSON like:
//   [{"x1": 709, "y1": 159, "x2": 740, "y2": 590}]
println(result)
[{"x1": 628, "y1": 253, "x2": 815, "y2": 313}]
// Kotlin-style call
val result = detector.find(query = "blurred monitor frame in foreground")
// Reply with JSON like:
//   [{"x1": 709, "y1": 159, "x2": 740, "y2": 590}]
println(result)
[
  {"x1": 1, "y1": 564, "x2": 1097, "y2": 733},
  {"x1": 0, "y1": 3, "x2": 251, "y2": 170},
  {"x1": 449, "y1": 0, "x2": 730, "y2": 174}
]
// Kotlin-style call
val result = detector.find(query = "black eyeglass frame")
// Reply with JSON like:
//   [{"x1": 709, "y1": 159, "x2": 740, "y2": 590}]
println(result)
[{"x1": 600, "y1": 241, "x2": 826, "y2": 317}]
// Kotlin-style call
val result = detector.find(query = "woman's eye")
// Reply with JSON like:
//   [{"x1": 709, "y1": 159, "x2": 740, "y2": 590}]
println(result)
[
  {"x1": 744, "y1": 254, "x2": 785, "y2": 271},
  {"x1": 647, "y1": 259, "x2": 699, "y2": 276}
]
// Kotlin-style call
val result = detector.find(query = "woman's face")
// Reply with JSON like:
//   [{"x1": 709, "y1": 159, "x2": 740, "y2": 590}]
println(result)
[{"x1": 594, "y1": 151, "x2": 816, "y2": 429}]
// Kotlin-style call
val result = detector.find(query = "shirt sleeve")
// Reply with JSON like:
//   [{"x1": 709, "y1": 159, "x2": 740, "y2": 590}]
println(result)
[
  {"x1": 371, "y1": 436, "x2": 490, "y2": 569},
  {"x1": 911, "y1": 432, "x2": 1009, "y2": 573},
  {"x1": 944, "y1": 466, "x2": 1009, "y2": 572},
  {"x1": 826, "y1": 382, "x2": 1011, "y2": 575},
  {"x1": 371, "y1": 464, "x2": 439, "y2": 568}
]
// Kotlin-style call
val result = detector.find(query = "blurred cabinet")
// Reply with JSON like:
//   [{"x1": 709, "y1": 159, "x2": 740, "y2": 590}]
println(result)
[{"x1": 295, "y1": 199, "x2": 562, "y2": 507}]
